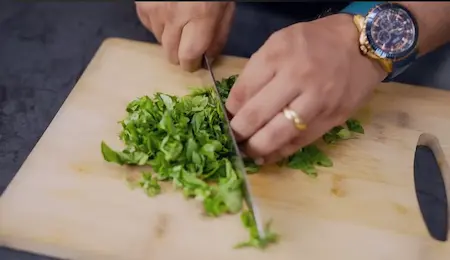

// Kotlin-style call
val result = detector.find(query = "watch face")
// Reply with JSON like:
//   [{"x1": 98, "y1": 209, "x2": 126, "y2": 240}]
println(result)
[{"x1": 365, "y1": 3, "x2": 418, "y2": 60}]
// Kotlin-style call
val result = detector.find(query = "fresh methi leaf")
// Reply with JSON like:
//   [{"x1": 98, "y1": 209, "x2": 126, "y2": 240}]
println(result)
[{"x1": 101, "y1": 75, "x2": 364, "y2": 249}]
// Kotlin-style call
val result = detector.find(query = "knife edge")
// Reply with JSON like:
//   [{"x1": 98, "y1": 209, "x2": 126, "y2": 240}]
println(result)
[{"x1": 203, "y1": 55, "x2": 266, "y2": 239}]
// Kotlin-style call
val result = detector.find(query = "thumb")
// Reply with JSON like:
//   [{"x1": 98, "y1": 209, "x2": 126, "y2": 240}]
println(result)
[{"x1": 178, "y1": 19, "x2": 216, "y2": 72}]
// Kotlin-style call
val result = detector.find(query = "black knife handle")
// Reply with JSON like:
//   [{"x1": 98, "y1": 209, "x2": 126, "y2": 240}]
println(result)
[{"x1": 414, "y1": 140, "x2": 450, "y2": 241}]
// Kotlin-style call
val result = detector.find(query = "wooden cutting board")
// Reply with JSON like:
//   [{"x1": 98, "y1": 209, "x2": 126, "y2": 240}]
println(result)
[{"x1": 1, "y1": 38, "x2": 450, "y2": 260}]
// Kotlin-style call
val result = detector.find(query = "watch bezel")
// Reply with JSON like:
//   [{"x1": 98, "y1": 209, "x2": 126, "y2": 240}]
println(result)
[{"x1": 365, "y1": 3, "x2": 419, "y2": 60}]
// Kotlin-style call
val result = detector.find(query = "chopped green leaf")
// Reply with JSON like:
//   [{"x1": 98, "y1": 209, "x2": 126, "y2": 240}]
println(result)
[
  {"x1": 346, "y1": 118, "x2": 365, "y2": 134},
  {"x1": 101, "y1": 141, "x2": 124, "y2": 165},
  {"x1": 322, "y1": 126, "x2": 347, "y2": 144},
  {"x1": 322, "y1": 119, "x2": 364, "y2": 144},
  {"x1": 337, "y1": 128, "x2": 351, "y2": 139},
  {"x1": 234, "y1": 210, "x2": 279, "y2": 249},
  {"x1": 100, "y1": 75, "x2": 364, "y2": 249},
  {"x1": 286, "y1": 145, "x2": 333, "y2": 177},
  {"x1": 139, "y1": 172, "x2": 161, "y2": 197},
  {"x1": 243, "y1": 158, "x2": 260, "y2": 173}
]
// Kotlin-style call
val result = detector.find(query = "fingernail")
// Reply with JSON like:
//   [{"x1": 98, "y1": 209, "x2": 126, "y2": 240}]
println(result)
[{"x1": 255, "y1": 158, "x2": 264, "y2": 165}]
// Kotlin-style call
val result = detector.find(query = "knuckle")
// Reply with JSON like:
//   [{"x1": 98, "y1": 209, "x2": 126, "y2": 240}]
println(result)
[
  {"x1": 265, "y1": 32, "x2": 290, "y2": 58},
  {"x1": 260, "y1": 48, "x2": 278, "y2": 65},
  {"x1": 267, "y1": 30, "x2": 282, "y2": 43},
  {"x1": 261, "y1": 132, "x2": 279, "y2": 155},
  {"x1": 179, "y1": 45, "x2": 201, "y2": 62},
  {"x1": 165, "y1": 3, "x2": 183, "y2": 25},
  {"x1": 232, "y1": 107, "x2": 261, "y2": 138},
  {"x1": 242, "y1": 108, "x2": 262, "y2": 130},
  {"x1": 290, "y1": 137, "x2": 304, "y2": 147},
  {"x1": 280, "y1": 143, "x2": 300, "y2": 157},
  {"x1": 248, "y1": 50, "x2": 266, "y2": 66},
  {"x1": 273, "y1": 26, "x2": 300, "y2": 48},
  {"x1": 268, "y1": 29, "x2": 288, "y2": 45},
  {"x1": 247, "y1": 135, "x2": 273, "y2": 157},
  {"x1": 226, "y1": 86, "x2": 246, "y2": 115},
  {"x1": 253, "y1": 126, "x2": 286, "y2": 157},
  {"x1": 265, "y1": 128, "x2": 280, "y2": 149}
]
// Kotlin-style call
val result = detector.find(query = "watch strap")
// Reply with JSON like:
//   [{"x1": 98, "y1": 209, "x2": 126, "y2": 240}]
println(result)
[
  {"x1": 382, "y1": 53, "x2": 418, "y2": 82},
  {"x1": 340, "y1": 1, "x2": 385, "y2": 16}
]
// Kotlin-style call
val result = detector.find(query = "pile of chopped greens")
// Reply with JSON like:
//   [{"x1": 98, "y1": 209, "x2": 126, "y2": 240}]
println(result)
[{"x1": 101, "y1": 75, "x2": 363, "y2": 249}]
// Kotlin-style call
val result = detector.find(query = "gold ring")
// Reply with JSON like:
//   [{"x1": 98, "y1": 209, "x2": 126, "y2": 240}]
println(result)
[{"x1": 283, "y1": 108, "x2": 307, "y2": 131}]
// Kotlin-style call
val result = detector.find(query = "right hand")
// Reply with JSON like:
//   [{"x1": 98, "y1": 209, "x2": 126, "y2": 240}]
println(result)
[{"x1": 136, "y1": 2, "x2": 235, "y2": 72}]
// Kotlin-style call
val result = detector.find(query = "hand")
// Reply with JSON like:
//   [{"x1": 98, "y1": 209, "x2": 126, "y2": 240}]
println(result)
[
  {"x1": 136, "y1": 2, "x2": 235, "y2": 72},
  {"x1": 225, "y1": 14, "x2": 387, "y2": 164}
]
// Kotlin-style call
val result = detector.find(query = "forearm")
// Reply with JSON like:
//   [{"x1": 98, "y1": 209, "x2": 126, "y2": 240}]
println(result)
[{"x1": 396, "y1": 2, "x2": 450, "y2": 56}]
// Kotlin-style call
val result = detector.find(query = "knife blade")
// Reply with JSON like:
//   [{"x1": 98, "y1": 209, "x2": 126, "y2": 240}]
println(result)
[
  {"x1": 414, "y1": 133, "x2": 450, "y2": 241},
  {"x1": 203, "y1": 55, "x2": 266, "y2": 239}
]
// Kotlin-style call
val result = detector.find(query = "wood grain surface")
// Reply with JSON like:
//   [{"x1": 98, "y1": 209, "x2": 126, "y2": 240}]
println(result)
[{"x1": 1, "y1": 38, "x2": 449, "y2": 260}]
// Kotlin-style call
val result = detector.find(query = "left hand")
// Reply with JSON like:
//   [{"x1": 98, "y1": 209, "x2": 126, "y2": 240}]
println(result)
[{"x1": 225, "y1": 14, "x2": 387, "y2": 165}]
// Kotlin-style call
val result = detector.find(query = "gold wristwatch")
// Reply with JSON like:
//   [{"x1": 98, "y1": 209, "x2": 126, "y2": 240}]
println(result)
[{"x1": 340, "y1": 2, "x2": 419, "y2": 81}]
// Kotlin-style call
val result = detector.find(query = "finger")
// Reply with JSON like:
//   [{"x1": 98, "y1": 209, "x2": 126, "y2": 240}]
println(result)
[
  {"x1": 135, "y1": 5, "x2": 163, "y2": 43},
  {"x1": 285, "y1": 114, "x2": 338, "y2": 150},
  {"x1": 263, "y1": 137, "x2": 304, "y2": 164},
  {"x1": 161, "y1": 25, "x2": 182, "y2": 65},
  {"x1": 264, "y1": 114, "x2": 338, "y2": 165},
  {"x1": 229, "y1": 72, "x2": 300, "y2": 142},
  {"x1": 225, "y1": 49, "x2": 275, "y2": 116},
  {"x1": 136, "y1": 6, "x2": 152, "y2": 31},
  {"x1": 178, "y1": 19, "x2": 215, "y2": 72},
  {"x1": 149, "y1": 16, "x2": 164, "y2": 43},
  {"x1": 262, "y1": 152, "x2": 284, "y2": 166},
  {"x1": 242, "y1": 90, "x2": 323, "y2": 160},
  {"x1": 205, "y1": 3, "x2": 235, "y2": 59}
]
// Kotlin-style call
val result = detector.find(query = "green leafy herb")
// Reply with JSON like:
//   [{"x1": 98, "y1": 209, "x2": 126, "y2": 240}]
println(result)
[
  {"x1": 283, "y1": 145, "x2": 333, "y2": 177},
  {"x1": 323, "y1": 126, "x2": 349, "y2": 144},
  {"x1": 346, "y1": 118, "x2": 365, "y2": 134},
  {"x1": 139, "y1": 172, "x2": 161, "y2": 197},
  {"x1": 100, "y1": 75, "x2": 364, "y2": 249},
  {"x1": 322, "y1": 118, "x2": 364, "y2": 145},
  {"x1": 235, "y1": 210, "x2": 279, "y2": 249},
  {"x1": 243, "y1": 158, "x2": 260, "y2": 174},
  {"x1": 101, "y1": 141, "x2": 124, "y2": 165}
]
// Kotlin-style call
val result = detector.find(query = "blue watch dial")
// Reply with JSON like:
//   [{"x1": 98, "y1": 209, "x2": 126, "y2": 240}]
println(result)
[{"x1": 366, "y1": 3, "x2": 418, "y2": 60}]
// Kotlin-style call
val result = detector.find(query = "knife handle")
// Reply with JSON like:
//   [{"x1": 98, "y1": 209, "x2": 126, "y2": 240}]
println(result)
[{"x1": 414, "y1": 133, "x2": 450, "y2": 242}]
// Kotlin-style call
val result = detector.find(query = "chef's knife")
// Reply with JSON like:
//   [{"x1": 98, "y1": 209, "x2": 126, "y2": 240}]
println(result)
[
  {"x1": 203, "y1": 55, "x2": 266, "y2": 239},
  {"x1": 414, "y1": 133, "x2": 450, "y2": 241}
]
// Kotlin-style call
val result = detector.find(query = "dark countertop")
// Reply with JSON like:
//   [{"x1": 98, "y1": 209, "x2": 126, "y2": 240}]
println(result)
[{"x1": 1, "y1": 1, "x2": 449, "y2": 259}]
